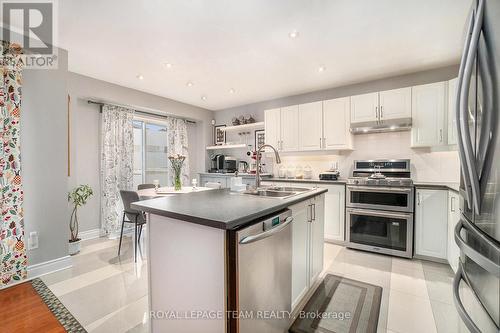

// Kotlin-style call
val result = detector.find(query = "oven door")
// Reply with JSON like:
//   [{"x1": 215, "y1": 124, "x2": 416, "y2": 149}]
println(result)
[
  {"x1": 346, "y1": 208, "x2": 414, "y2": 258},
  {"x1": 347, "y1": 186, "x2": 414, "y2": 212}
]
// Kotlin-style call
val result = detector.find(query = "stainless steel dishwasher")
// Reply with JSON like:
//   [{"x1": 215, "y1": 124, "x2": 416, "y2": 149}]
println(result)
[{"x1": 237, "y1": 209, "x2": 293, "y2": 333}]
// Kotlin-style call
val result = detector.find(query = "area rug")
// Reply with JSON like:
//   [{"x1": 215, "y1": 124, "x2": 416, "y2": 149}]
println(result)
[
  {"x1": 31, "y1": 278, "x2": 87, "y2": 333},
  {"x1": 289, "y1": 274, "x2": 382, "y2": 333}
]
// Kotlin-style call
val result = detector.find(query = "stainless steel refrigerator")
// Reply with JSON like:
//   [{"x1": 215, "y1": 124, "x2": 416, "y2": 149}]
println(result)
[{"x1": 453, "y1": 0, "x2": 500, "y2": 332}]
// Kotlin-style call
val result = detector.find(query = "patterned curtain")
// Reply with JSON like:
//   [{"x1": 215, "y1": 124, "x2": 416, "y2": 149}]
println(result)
[
  {"x1": 100, "y1": 104, "x2": 134, "y2": 236},
  {"x1": 0, "y1": 42, "x2": 26, "y2": 287},
  {"x1": 166, "y1": 117, "x2": 190, "y2": 186}
]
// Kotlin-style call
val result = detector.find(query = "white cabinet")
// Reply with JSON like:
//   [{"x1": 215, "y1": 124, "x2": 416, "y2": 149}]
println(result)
[
  {"x1": 350, "y1": 92, "x2": 379, "y2": 123},
  {"x1": 379, "y1": 87, "x2": 412, "y2": 121},
  {"x1": 447, "y1": 191, "x2": 461, "y2": 272},
  {"x1": 310, "y1": 194, "x2": 325, "y2": 285},
  {"x1": 264, "y1": 108, "x2": 281, "y2": 149},
  {"x1": 323, "y1": 184, "x2": 346, "y2": 243},
  {"x1": 290, "y1": 194, "x2": 325, "y2": 310},
  {"x1": 281, "y1": 105, "x2": 299, "y2": 151},
  {"x1": 298, "y1": 101, "x2": 323, "y2": 151},
  {"x1": 290, "y1": 200, "x2": 309, "y2": 310},
  {"x1": 415, "y1": 189, "x2": 448, "y2": 259},
  {"x1": 411, "y1": 82, "x2": 447, "y2": 147},
  {"x1": 447, "y1": 78, "x2": 458, "y2": 145},
  {"x1": 323, "y1": 97, "x2": 352, "y2": 150}
]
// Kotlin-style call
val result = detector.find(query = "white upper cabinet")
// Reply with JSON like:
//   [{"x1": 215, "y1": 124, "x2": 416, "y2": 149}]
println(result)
[
  {"x1": 264, "y1": 108, "x2": 281, "y2": 149},
  {"x1": 411, "y1": 82, "x2": 446, "y2": 147},
  {"x1": 323, "y1": 97, "x2": 352, "y2": 150},
  {"x1": 447, "y1": 78, "x2": 458, "y2": 145},
  {"x1": 350, "y1": 92, "x2": 379, "y2": 123},
  {"x1": 280, "y1": 105, "x2": 299, "y2": 151},
  {"x1": 415, "y1": 189, "x2": 448, "y2": 259},
  {"x1": 379, "y1": 87, "x2": 412, "y2": 121},
  {"x1": 298, "y1": 101, "x2": 323, "y2": 151}
]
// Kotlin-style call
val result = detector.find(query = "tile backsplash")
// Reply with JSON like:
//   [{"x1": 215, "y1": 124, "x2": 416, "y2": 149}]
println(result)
[{"x1": 269, "y1": 131, "x2": 461, "y2": 182}]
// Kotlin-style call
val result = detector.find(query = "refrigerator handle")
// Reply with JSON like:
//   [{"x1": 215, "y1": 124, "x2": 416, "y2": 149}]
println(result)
[
  {"x1": 453, "y1": 262, "x2": 483, "y2": 333},
  {"x1": 455, "y1": 10, "x2": 475, "y2": 210},
  {"x1": 459, "y1": 0, "x2": 485, "y2": 213},
  {"x1": 454, "y1": 218, "x2": 500, "y2": 277}
]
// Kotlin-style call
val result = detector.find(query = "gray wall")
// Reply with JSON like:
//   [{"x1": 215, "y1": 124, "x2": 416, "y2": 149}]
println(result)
[
  {"x1": 68, "y1": 73, "x2": 214, "y2": 233},
  {"x1": 215, "y1": 64, "x2": 459, "y2": 124},
  {"x1": 22, "y1": 49, "x2": 69, "y2": 266}
]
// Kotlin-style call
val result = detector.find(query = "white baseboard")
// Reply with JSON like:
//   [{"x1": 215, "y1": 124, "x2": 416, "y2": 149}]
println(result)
[
  {"x1": 28, "y1": 256, "x2": 73, "y2": 280},
  {"x1": 79, "y1": 228, "x2": 103, "y2": 241}
]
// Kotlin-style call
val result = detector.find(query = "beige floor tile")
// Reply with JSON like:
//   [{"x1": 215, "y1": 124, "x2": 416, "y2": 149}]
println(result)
[
  {"x1": 430, "y1": 300, "x2": 468, "y2": 333},
  {"x1": 387, "y1": 289, "x2": 437, "y2": 333},
  {"x1": 390, "y1": 268, "x2": 429, "y2": 299}
]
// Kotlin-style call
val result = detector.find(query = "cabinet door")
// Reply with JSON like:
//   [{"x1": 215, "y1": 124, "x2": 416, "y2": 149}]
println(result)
[
  {"x1": 323, "y1": 97, "x2": 352, "y2": 150},
  {"x1": 415, "y1": 189, "x2": 448, "y2": 259},
  {"x1": 264, "y1": 108, "x2": 281, "y2": 149},
  {"x1": 350, "y1": 92, "x2": 379, "y2": 123},
  {"x1": 281, "y1": 105, "x2": 299, "y2": 151},
  {"x1": 411, "y1": 82, "x2": 446, "y2": 147},
  {"x1": 310, "y1": 195, "x2": 325, "y2": 285},
  {"x1": 379, "y1": 87, "x2": 412, "y2": 121},
  {"x1": 298, "y1": 102, "x2": 323, "y2": 151},
  {"x1": 323, "y1": 185, "x2": 346, "y2": 243},
  {"x1": 447, "y1": 191, "x2": 460, "y2": 272},
  {"x1": 447, "y1": 78, "x2": 458, "y2": 145},
  {"x1": 290, "y1": 200, "x2": 310, "y2": 310}
]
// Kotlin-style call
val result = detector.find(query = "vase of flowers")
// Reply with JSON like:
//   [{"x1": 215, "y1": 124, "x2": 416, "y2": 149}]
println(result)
[
  {"x1": 68, "y1": 184, "x2": 93, "y2": 255},
  {"x1": 169, "y1": 154, "x2": 186, "y2": 191}
]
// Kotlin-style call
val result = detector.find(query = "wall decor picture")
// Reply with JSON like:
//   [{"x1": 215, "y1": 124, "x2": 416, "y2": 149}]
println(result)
[
  {"x1": 214, "y1": 125, "x2": 226, "y2": 145},
  {"x1": 255, "y1": 129, "x2": 265, "y2": 150}
]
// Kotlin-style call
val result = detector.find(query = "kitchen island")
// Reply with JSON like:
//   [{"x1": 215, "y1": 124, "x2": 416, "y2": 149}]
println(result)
[{"x1": 132, "y1": 187, "x2": 327, "y2": 333}]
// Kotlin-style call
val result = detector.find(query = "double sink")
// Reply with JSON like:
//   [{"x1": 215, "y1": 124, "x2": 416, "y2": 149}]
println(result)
[{"x1": 243, "y1": 186, "x2": 312, "y2": 199}]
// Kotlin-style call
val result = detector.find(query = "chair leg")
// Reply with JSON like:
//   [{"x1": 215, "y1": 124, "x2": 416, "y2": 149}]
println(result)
[
  {"x1": 138, "y1": 224, "x2": 143, "y2": 244},
  {"x1": 134, "y1": 217, "x2": 138, "y2": 263},
  {"x1": 118, "y1": 213, "x2": 126, "y2": 256}
]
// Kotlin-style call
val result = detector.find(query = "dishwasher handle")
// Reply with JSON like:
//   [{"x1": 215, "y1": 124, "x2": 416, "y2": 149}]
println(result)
[{"x1": 239, "y1": 217, "x2": 293, "y2": 245}]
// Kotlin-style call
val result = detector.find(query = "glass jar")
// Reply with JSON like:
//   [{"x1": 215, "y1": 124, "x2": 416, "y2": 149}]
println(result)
[
  {"x1": 295, "y1": 166, "x2": 304, "y2": 179},
  {"x1": 304, "y1": 165, "x2": 313, "y2": 179},
  {"x1": 286, "y1": 166, "x2": 295, "y2": 179}
]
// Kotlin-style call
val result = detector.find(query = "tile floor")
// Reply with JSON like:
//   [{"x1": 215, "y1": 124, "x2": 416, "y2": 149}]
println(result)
[{"x1": 41, "y1": 237, "x2": 467, "y2": 333}]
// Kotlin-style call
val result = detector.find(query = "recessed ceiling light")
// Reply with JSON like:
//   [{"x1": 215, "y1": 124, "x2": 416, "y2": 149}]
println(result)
[
  {"x1": 318, "y1": 66, "x2": 326, "y2": 73},
  {"x1": 201, "y1": 95, "x2": 207, "y2": 101},
  {"x1": 136, "y1": 74, "x2": 144, "y2": 80},
  {"x1": 162, "y1": 62, "x2": 173, "y2": 69},
  {"x1": 288, "y1": 30, "x2": 299, "y2": 39},
  {"x1": 186, "y1": 81, "x2": 194, "y2": 87},
  {"x1": 229, "y1": 88, "x2": 235, "y2": 94}
]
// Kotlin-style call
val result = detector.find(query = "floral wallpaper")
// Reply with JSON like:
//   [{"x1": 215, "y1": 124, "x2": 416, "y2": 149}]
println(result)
[
  {"x1": 100, "y1": 104, "x2": 135, "y2": 235},
  {"x1": 0, "y1": 41, "x2": 26, "y2": 287}
]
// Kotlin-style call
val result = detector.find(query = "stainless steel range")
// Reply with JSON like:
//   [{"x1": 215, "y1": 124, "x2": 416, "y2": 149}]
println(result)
[{"x1": 346, "y1": 159, "x2": 414, "y2": 258}]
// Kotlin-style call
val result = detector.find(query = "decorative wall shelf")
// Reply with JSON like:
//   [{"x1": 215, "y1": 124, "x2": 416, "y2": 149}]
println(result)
[
  {"x1": 206, "y1": 144, "x2": 248, "y2": 150},
  {"x1": 221, "y1": 122, "x2": 264, "y2": 132}
]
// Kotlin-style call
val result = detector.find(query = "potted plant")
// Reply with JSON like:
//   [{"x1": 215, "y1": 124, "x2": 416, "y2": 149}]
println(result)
[{"x1": 68, "y1": 184, "x2": 93, "y2": 255}]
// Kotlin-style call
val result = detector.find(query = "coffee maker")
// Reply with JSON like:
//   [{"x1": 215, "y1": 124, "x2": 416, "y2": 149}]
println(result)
[{"x1": 210, "y1": 154, "x2": 225, "y2": 172}]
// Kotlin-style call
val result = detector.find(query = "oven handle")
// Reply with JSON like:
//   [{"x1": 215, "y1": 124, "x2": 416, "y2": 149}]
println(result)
[
  {"x1": 347, "y1": 186, "x2": 413, "y2": 193},
  {"x1": 346, "y1": 208, "x2": 412, "y2": 219}
]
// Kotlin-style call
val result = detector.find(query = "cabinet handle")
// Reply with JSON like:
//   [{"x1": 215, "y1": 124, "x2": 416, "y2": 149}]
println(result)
[
  {"x1": 375, "y1": 106, "x2": 379, "y2": 123},
  {"x1": 417, "y1": 193, "x2": 421, "y2": 205},
  {"x1": 307, "y1": 204, "x2": 313, "y2": 223},
  {"x1": 451, "y1": 196, "x2": 456, "y2": 212},
  {"x1": 312, "y1": 203, "x2": 316, "y2": 221},
  {"x1": 380, "y1": 106, "x2": 383, "y2": 119}
]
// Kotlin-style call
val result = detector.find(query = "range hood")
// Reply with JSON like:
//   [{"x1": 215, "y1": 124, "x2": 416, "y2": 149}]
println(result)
[{"x1": 350, "y1": 117, "x2": 412, "y2": 134}]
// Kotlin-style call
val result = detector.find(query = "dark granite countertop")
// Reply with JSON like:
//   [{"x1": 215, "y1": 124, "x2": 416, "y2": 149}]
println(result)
[
  {"x1": 132, "y1": 188, "x2": 328, "y2": 230},
  {"x1": 414, "y1": 181, "x2": 460, "y2": 193},
  {"x1": 263, "y1": 178, "x2": 347, "y2": 185}
]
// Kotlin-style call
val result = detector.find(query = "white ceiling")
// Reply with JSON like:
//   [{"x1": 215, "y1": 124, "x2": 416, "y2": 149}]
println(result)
[{"x1": 58, "y1": 0, "x2": 472, "y2": 110}]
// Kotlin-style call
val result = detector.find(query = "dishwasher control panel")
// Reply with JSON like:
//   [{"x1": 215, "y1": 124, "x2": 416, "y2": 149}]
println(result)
[{"x1": 263, "y1": 209, "x2": 292, "y2": 231}]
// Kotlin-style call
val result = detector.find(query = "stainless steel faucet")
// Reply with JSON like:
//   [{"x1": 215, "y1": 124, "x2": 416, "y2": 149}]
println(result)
[{"x1": 255, "y1": 144, "x2": 281, "y2": 189}]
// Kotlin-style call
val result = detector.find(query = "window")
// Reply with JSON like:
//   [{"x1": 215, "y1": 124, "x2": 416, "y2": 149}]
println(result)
[{"x1": 133, "y1": 120, "x2": 169, "y2": 188}]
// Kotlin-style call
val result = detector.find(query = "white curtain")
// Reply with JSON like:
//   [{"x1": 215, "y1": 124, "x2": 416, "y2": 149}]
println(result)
[
  {"x1": 100, "y1": 104, "x2": 135, "y2": 235},
  {"x1": 166, "y1": 117, "x2": 190, "y2": 186}
]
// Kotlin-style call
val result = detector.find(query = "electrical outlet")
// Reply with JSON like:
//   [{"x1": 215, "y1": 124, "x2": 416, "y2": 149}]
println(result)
[{"x1": 28, "y1": 231, "x2": 39, "y2": 250}]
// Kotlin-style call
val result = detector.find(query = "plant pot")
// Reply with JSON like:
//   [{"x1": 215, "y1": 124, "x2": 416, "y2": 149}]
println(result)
[{"x1": 68, "y1": 239, "x2": 81, "y2": 255}]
